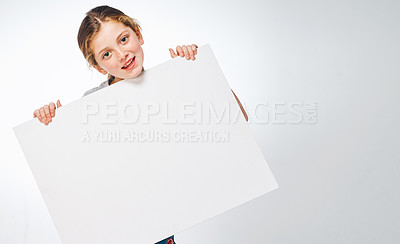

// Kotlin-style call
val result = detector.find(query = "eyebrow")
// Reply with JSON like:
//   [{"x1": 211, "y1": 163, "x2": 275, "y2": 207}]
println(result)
[{"x1": 97, "y1": 30, "x2": 129, "y2": 56}]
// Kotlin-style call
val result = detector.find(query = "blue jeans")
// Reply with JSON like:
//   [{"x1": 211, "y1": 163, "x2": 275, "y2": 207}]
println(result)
[{"x1": 155, "y1": 235, "x2": 175, "y2": 244}]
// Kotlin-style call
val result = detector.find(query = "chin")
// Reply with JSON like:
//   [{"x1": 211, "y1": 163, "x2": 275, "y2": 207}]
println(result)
[{"x1": 124, "y1": 65, "x2": 143, "y2": 79}]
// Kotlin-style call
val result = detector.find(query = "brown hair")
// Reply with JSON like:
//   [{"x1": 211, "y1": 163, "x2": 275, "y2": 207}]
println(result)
[{"x1": 77, "y1": 5, "x2": 141, "y2": 80}]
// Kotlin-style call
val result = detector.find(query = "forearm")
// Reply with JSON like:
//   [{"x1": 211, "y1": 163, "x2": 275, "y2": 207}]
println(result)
[{"x1": 231, "y1": 89, "x2": 248, "y2": 122}]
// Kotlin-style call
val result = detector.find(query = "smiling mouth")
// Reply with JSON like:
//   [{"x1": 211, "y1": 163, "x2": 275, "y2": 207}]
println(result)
[{"x1": 122, "y1": 56, "x2": 135, "y2": 69}]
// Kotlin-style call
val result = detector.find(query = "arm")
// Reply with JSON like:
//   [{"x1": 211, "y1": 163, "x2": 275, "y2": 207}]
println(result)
[{"x1": 231, "y1": 90, "x2": 248, "y2": 122}]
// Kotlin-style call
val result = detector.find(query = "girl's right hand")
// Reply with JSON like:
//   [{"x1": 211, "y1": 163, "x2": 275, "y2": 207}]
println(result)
[{"x1": 33, "y1": 100, "x2": 62, "y2": 125}]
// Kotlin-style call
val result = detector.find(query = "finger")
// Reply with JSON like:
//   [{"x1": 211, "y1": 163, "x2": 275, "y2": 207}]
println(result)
[
  {"x1": 49, "y1": 102, "x2": 56, "y2": 117},
  {"x1": 187, "y1": 44, "x2": 195, "y2": 60},
  {"x1": 43, "y1": 105, "x2": 52, "y2": 122},
  {"x1": 34, "y1": 109, "x2": 44, "y2": 123},
  {"x1": 182, "y1": 45, "x2": 190, "y2": 60},
  {"x1": 56, "y1": 100, "x2": 62, "y2": 108},
  {"x1": 176, "y1": 46, "x2": 184, "y2": 57},
  {"x1": 191, "y1": 44, "x2": 198, "y2": 55},
  {"x1": 39, "y1": 108, "x2": 48, "y2": 125},
  {"x1": 33, "y1": 109, "x2": 39, "y2": 118},
  {"x1": 169, "y1": 48, "x2": 177, "y2": 58}
]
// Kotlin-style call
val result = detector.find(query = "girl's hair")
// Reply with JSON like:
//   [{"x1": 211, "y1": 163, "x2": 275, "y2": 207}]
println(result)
[{"x1": 77, "y1": 5, "x2": 141, "y2": 80}]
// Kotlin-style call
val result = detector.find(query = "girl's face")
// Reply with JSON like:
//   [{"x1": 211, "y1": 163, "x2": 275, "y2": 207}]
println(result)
[{"x1": 92, "y1": 20, "x2": 144, "y2": 81}]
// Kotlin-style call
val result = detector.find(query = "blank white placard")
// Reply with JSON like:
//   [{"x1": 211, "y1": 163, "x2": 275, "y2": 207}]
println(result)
[{"x1": 13, "y1": 44, "x2": 278, "y2": 244}]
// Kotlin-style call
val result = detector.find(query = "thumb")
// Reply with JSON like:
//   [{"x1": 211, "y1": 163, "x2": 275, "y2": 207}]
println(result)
[{"x1": 56, "y1": 100, "x2": 62, "y2": 108}]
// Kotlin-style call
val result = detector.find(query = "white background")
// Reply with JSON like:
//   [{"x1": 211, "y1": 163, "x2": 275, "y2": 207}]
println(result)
[{"x1": 1, "y1": 0, "x2": 399, "y2": 243}]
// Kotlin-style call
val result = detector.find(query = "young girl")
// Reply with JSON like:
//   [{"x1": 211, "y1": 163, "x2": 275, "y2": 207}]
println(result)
[
  {"x1": 32, "y1": 5, "x2": 248, "y2": 244},
  {"x1": 33, "y1": 5, "x2": 200, "y2": 126}
]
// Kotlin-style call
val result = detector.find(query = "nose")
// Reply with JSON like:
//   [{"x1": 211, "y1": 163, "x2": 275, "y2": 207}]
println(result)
[{"x1": 116, "y1": 48, "x2": 128, "y2": 62}]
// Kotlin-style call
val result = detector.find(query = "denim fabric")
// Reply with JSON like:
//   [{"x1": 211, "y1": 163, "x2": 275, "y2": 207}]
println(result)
[{"x1": 155, "y1": 235, "x2": 175, "y2": 244}]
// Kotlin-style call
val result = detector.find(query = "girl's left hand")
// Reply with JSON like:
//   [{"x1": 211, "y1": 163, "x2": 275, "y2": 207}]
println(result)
[{"x1": 169, "y1": 44, "x2": 198, "y2": 60}]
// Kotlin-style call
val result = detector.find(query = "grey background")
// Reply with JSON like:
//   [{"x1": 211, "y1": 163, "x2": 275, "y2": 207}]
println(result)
[{"x1": 0, "y1": 0, "x2": 399, "y2": 243}]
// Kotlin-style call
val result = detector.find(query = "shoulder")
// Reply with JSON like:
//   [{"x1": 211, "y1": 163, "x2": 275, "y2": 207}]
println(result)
[{"x1": 82, "y1": 80, "x2": 109, "y2": 97}]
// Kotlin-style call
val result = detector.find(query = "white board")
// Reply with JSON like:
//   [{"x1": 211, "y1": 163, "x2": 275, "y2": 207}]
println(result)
[{"x1": 13, "y1": 44, "x2": 278, "y2": 244}]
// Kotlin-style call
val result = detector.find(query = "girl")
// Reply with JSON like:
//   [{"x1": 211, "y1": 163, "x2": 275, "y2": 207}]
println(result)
[
  {"x1": 32, "y1": 5, "x2": 248, "y2": 244},
  {"x1": 33, "y1": 5, "x2": 200, "y2": 126}
]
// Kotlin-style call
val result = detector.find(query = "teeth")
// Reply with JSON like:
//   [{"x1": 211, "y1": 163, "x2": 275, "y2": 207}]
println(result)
[{"x1": 123, "y1": 57, "x2": 135, "y2": 68}]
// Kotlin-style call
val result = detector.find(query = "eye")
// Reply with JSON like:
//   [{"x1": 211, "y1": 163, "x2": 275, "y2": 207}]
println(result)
[
  {"x1": 103, "y1": 52, "x2": 110, "y2": 58},
  {"x1": 121, "y1": 36, "x2": 128, "y2": 43}
]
